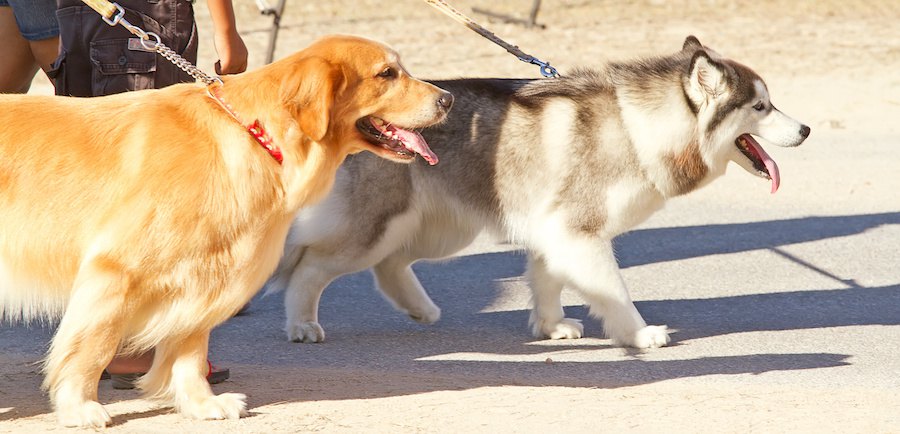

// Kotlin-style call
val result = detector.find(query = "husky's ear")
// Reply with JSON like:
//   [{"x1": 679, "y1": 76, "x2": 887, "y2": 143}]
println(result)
[
  {"x1": 688, "y1": 50, "x2": 727, "y2": 103},
  {"x1": 280, "y1": 57, "x2": 344, "y2": 142},
  {"x1": 682, "y1": 35, "x2": 703, "y2": 52}
]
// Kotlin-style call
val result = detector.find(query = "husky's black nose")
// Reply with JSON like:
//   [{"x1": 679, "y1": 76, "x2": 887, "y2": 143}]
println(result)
[
  {"x1": 437, "y1": 92, "x2": 454, "y2": 112},
  {"x1": 799, "y1": 125, "x2": 811, "y2": 138}
]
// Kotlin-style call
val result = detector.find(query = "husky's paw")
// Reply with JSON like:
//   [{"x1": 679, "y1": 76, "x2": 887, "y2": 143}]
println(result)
[
  {"x1": 287, "y1": 321, "x2": 325, "y2": 343},
  {"x1": 182, "y1": 393, "x2": 248, "y2": 420},
  {"x1": 57, "y1": 400, "x2": 111, "y2": 428},
  {"x1": 407, "y1": 303, "x2": 441, "y2": 324},
  {"x1": 532, "y1": 318, "x2": 584, "y2": 340},
  {"x1": 616, "y1": 325, "x2": 670, "y2": 349}
]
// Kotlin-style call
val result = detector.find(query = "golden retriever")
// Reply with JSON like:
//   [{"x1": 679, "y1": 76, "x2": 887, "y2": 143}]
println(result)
[{"x1": 0, "y1": 34, "x2": 452, "y2": 427}]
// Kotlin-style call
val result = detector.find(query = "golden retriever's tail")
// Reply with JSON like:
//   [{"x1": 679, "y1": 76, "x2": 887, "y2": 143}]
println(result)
[{"x1": 1, "y1": 290, "x2": 68, "y2": 325}]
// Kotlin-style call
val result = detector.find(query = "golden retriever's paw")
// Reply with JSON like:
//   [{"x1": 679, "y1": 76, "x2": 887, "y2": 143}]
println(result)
[
  {"x1": 57, "y1": 400, "x2": 111, "y2": 428},
  {"x1": 532, "y1": 317, "x2": 584, "y2": 340},
  {"x1": 287, "y1": 321, "x2": 325, "y2": 343},
  {"x1": 184, "y1": 393, "x2": 248, "y2": 420},
  {"x1": 620, "y1": 325, "x2": 670, "y2": 349},
  {"x1": 407, "y1": 303, "x2": 441, "y2": 324}
]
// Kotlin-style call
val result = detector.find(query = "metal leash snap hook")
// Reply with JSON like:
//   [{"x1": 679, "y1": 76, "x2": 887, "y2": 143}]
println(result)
[
  {"x1": 102, "y1": 3, "x2": 125, "y2": 26},
  {"x1": 539, "y1": 63, "x2": 559, "y2": 78},
  {"x1": 521, "y1": 57, "x2": 559, "y2": 78}
]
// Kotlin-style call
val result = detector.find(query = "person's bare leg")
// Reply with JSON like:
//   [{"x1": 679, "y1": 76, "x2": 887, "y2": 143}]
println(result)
[
  {"x1": 0, "y1": 7, "x2": 40, "y2": 93},
  {"x1": 30, "y1": 35, "x2": 61, "y2": 75},
  {"x1": 106, "y1": 350, "x2": 155, "y2": 375}
]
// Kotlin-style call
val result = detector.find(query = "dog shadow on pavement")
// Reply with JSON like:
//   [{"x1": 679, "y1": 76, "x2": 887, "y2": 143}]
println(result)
[
  {"x1": 614, "y1": 211, "x2": 900, "y2": 340},
  {"x1": 1, "y1": 212, "x2": 896, "y2": 423},
  {"x1": 615, "y1": 211, "x2": 900, "y2": 270},
  {"x1": 211, "y1": 211, "x2": 895, "y2": 406}
]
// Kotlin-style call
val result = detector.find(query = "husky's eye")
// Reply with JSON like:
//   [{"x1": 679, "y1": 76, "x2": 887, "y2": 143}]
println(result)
[
  {"x1": 377, "y1": 67, "x2": 397, "y2": 79},
  {"x1": 753, "y1": 101, "x2": 765, "y2": 111}
]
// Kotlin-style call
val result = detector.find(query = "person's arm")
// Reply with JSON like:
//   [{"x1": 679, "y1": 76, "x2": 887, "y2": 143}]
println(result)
[{"x1": 207, "y1": 0, "x2": 248, "y2": 75}]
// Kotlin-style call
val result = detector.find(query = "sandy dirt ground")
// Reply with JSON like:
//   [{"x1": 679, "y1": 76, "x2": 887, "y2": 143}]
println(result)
[{"x1": 3, "y1": 0, "x2": 900, "y2": 432}]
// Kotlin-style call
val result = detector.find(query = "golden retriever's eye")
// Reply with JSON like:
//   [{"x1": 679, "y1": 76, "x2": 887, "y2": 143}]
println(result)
[
  {"x1": 377, "y1": 67, "x2": 397, "y2": 79},
  {"x1": 753, "y1": 101, "x2": 765, "y2": 111}
]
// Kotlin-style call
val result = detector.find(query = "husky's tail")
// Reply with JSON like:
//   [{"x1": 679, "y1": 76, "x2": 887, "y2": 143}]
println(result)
[{"x1": 263, "y1": 244, "x2": 307, "y2": 296}]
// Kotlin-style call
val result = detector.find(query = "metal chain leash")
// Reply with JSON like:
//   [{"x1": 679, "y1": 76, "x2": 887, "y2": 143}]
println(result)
[
  {"x1": 92, "y1": 1, "x2": 221, "y2": 85},
  {"x1": 153, "y1": 41, "x2": 221, "y2": 85},
  {"x1": 421, "y1": 0, "x2": 560, "y2": 78}
]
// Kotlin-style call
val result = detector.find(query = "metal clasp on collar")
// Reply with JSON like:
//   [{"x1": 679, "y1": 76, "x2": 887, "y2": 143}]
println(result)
[{"x1": 520, "y1": 56, "x2": 560, "y2": 78}]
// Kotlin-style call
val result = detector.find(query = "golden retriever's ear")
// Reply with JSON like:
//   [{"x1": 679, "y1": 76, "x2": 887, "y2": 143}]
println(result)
[{"x1": 280, "y1": 57, "x2": 344, "y2": 142}]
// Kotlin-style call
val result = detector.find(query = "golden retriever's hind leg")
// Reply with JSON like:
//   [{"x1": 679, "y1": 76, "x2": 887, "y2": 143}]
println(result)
[
  {"x1": 137, "y1": 343, "x2": 175, "y2": 402},
  {"x1": 43, "y1": 260, "x2": 131, "y2": 428},
  {"x1": 146, "y1": 331, "x2": 246, "y2": 420}
]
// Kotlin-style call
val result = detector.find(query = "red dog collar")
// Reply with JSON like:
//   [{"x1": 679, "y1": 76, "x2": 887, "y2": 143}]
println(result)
[{"x1": 207, "y1": 84, "x2": 283, "y2": 164}]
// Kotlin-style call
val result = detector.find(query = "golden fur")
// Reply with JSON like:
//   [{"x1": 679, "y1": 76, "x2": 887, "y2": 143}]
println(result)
[{"x1": 0, "y1": 35, "x2": 449, "y2": 427}]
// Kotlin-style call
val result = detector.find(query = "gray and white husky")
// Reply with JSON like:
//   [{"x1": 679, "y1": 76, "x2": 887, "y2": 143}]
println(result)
[{"x1": 266, "y1": 36, "x2": 810, "y2": 348}]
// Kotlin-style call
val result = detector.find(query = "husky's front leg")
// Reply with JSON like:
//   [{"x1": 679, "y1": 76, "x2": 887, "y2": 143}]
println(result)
[{"x1": 537, "y1": 239, "x2": 669, "y2": 348}]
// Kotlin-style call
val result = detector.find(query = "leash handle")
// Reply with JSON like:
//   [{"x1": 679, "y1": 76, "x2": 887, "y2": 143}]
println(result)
[{"x1": 422, "y1": 0, "x2": 559, "y2": 78}]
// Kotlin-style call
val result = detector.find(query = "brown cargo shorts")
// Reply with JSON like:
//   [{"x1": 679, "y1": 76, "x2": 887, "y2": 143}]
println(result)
[{"x1": 51, "y1": 0, "x2": 198, "y2": 96}]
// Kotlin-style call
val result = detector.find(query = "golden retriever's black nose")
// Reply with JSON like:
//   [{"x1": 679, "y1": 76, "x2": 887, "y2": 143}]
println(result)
[
  {"x1": 437, "y1": 92, "x2": 454, "y2": 112},
  {"x1": 799, "y1": 124, "x2": 810, "y2": 138}
]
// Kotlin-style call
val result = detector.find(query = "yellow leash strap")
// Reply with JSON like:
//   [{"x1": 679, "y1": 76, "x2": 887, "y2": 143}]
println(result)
[{"x1": 80, "y1": 0, "x2": 119, "y2": 22}]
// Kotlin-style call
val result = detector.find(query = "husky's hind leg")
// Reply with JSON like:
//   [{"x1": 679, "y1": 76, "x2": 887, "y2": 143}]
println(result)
[
  {"x1": 372, "y1": 251, "x2": 440, "y2": 324},
  {"x1": 283, "y1": 257, "x2": 342, "y2": 343},
  {"x1": 527, "y1": 253, "x2": 583, "y2": 339},
  {"x1": 542, "y1": 239, "x2": 669, "y2": 348},
  {"x1": 44, "y1": 259, "x2": 130, "y2": 428}
]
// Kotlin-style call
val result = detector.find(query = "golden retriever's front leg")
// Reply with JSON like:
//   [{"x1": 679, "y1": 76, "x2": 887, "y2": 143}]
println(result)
[
  {"x1": 43, "y1": 261, "x2": 130, "y2": 428},
  {"x1": 141, "y1": 331, "x2": 247, "y2": 420}
]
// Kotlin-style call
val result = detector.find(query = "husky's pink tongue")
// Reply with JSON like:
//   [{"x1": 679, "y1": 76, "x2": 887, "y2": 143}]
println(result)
[
  {"x1": 386, "y1": 125, "x2": 439, "y2": 165},
  {"x1": 741, "y1": 134, "x2": 781, "y2": 194}
]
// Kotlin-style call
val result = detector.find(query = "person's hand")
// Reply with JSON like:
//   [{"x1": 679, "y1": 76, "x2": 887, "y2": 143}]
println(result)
[{"x1": 214, "y1": 29, "x2": 248, "y2": 75}]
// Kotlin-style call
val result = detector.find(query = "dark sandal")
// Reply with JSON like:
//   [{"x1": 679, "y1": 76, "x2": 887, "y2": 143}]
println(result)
[
  {"x1": 110, "y1": 372, "x2": 143, "y2": 390},
  {"x1": 105, "y1": 360, "x2": 230, "y2": 390},
  {"x1": 205, "y1": 360, "x2": 230, "y2": 385}
]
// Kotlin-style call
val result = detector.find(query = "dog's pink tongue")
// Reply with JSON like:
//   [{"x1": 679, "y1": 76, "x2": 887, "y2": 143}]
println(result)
[
  {"x1": 391, "y1": 127, "x2": 438, "y2": 165},
  {"x1": 743, "y1": 134, "x2": 781, "y2": 194}
]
